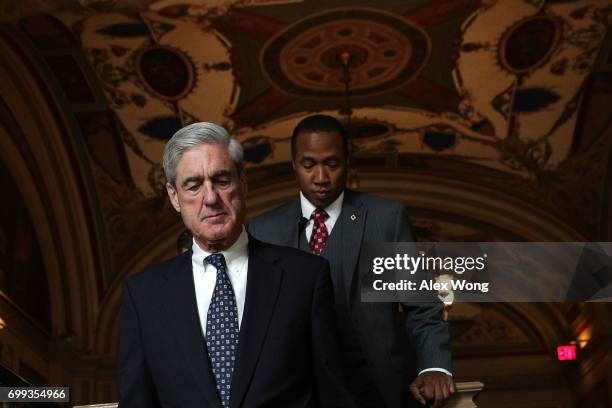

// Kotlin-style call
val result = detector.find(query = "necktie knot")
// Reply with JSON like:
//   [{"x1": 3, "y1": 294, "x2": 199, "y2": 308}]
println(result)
[
  {"x1": 311, "y1": 208, "x2": 328, "y2": 221},
  {"x1": 205, "y1": 253, "x2": 226, "y2": 271}
]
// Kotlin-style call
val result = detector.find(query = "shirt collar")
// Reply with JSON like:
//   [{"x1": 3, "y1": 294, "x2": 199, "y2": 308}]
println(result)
[
  {"x1": 191, "y1": 226, "x2": 249, "y2": 269},
  {"x1": 300, "y1": 190, "x2": 344, "y2": 220}
]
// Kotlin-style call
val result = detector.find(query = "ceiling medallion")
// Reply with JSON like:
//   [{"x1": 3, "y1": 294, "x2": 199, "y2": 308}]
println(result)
[
  {"x1": 135, "y1": 45, "x2": 195, "y2": 101},
  {"x1": 498, "y1": 14, "x2": 562, "y2": 75},
  {"x1": 260, "y1": 7, "x2": 431, "y2": 98}
]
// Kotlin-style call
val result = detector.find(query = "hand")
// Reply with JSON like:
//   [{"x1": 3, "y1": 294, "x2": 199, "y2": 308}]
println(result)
[{"x1": 409, "y1": 371, "x2": 455, "y2": 408}]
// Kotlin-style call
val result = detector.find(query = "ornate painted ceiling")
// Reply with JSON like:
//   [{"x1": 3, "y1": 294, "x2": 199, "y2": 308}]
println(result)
[
  {"x1": 0, "y1": 0, "x2": 611, "y2": 285},
  {"x1": 3, "y1": 0, "x2": 608, "y2": 189}
]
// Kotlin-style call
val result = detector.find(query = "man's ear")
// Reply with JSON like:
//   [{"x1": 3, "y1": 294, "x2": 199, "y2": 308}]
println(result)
[{"x1": 166, "y1": 182, "x2": 181, "y2": 212}]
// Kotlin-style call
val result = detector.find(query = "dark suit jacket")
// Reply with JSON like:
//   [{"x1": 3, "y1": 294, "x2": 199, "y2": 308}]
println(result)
[
  {"x1": 118, "y1": 237, "x2": 353, "y2": 408},
  {"x1": 249, "y1": 190, "x2": 452, "y2": 408}
]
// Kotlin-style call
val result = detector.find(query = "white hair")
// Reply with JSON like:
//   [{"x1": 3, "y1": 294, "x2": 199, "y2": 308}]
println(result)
[{"x1": 162, "y1": 122, "x2": 244, "y2": 187}]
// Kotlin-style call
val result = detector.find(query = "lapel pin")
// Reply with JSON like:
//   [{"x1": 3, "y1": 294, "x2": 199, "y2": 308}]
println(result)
[{"x1": 350, "y1": 214, "x2": 357, "y2": 221}]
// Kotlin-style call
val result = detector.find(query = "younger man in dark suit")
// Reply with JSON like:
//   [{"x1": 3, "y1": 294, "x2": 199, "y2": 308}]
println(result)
[
  {"x1": 118, "y1": 122, "x2": 353, "y2": 407},
  {"x1": 249, "y1": 115, "x2": 454, "y2": 408}
]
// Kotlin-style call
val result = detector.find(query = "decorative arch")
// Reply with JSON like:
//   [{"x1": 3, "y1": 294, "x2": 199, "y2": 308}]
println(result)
[{"x1": 0, "y1": 27, "x2": 107, "y2": 352}]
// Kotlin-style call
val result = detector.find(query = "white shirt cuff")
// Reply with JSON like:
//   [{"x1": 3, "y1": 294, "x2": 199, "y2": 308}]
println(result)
[{"x1": 418, "y1": 368, "x2": 453, "y2": 376}]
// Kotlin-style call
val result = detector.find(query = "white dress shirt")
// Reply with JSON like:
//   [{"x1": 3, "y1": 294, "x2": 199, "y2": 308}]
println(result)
[
  {"x1": 192, "y1": 227, "x2": 249, "y2": 338},
  {"x1": 299, "y1": 191, "x2": 452, "y2": 377},
  {"x1": 300, "y1": 191, "x2": 344, "y2": 241}
]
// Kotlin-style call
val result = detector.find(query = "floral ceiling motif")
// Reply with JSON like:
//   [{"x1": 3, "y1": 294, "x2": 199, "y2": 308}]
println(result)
[{"x1": 41, "y1": 0, "x2": 610, "y2": 197}]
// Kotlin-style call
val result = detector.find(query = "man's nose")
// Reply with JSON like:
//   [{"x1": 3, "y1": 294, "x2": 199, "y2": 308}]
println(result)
[
  {"x1": 313, "y1": 166, "x2": 329, "y2": 184},
  {"x1": 202, "y1": 183, "x2": 220, "y2": 205}
]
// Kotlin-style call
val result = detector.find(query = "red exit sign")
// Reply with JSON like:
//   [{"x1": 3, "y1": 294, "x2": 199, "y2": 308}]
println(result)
[{"x1": 557, "y1": 345, "x2": 577, "y2": 361}]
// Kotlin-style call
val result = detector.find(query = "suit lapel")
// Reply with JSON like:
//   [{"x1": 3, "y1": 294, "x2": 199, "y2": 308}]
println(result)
[
  {"x1": 278, "y1": 197, "x2": 303, "y2": 248},
  {"x1": 231, "y1": 239, "x2": 283, "y2": 408},
  {"x1": 339, "y1": 191, "x2": 367, "y2": 306},
  {"x1": 163, "y1": 252, "x2": 221, "y2": 407}
]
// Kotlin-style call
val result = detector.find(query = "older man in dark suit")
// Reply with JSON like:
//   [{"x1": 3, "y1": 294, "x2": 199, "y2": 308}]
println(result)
[
  {"x1": 118, "y1": 122, "x2": 353, "y2": 407},
  {"x1": 249, "y1": 115, "x2": 454, "y2": 408}
]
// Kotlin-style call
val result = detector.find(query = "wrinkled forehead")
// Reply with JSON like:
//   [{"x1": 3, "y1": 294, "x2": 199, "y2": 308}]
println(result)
[{"x1": 176, "y1": 143, "x2": 238, "y2": 177}]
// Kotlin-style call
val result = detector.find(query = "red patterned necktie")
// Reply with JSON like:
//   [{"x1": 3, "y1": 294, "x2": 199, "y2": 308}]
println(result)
[{"x1": 309, "y1": 208, "x2": 329, "y2": 256}]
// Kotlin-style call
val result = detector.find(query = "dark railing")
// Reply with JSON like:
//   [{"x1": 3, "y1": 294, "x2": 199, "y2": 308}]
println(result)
[{"x1": 72, "y1": 382, "x2": 484, "y2": 408}]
